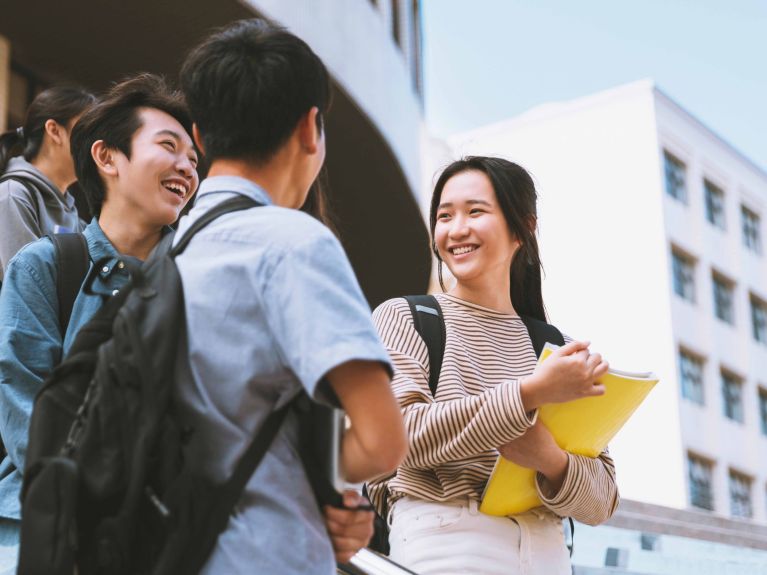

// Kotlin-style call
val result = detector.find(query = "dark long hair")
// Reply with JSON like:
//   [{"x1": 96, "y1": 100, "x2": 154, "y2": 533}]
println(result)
[
  {"x1": 0, "y1": 86, "x2": 96, "y2": 174},
  {"x1": 301, "y1": 166, "x2": 339, "y2": 238},
  {"x1": 429, "y1": 156, "x2": 546, "y2": 321}
]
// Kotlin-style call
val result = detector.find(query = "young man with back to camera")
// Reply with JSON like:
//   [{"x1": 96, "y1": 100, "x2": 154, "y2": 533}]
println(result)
[{"x1": 176, "y1": 19, "x2": 408, "y2": 574}]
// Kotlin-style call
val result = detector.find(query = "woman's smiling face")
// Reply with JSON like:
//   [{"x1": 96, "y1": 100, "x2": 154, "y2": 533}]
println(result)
[{"x1": 433, "y1": 169, "x2": 520, "y2": 289}]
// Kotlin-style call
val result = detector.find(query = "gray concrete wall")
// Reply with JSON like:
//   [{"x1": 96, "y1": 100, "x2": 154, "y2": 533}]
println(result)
[{"x1": 248, "y1": 0, "x2": 423, "y2": 195}]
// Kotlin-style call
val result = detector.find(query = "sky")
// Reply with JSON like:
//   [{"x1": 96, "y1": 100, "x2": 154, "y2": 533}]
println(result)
[{"x1": 421, "y1": 0, "x2": 767, "y2": 172}]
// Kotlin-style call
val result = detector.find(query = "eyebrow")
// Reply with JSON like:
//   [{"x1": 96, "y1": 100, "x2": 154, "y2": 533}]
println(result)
[
  {"x1": 156, "y1": 129, "x2": 183, "y2": 141},
  {"x1": 438, "y1": 199, "x2": 493, "y2": 210}
]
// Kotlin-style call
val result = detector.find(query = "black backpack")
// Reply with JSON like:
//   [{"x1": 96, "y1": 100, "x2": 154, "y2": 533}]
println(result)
[
  {"x1": 16, "y1": 195, "x2": 299, "y2": 575},
  {"x1": 366, "y1": 295, "x2": 571, "y2": 556}
]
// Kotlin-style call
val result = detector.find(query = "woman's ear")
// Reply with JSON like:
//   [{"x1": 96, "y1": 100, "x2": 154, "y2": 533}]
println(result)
[
  {"x1": 44, "y1": 119, "x2": 65, "y2": 146},
  {"x1": 91, "y1": 140, "x2": 117, "y2": 177}
]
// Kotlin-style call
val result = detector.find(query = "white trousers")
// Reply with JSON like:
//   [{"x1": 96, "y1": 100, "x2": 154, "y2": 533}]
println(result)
[{"x1": 388, "y1": 497, "x2": 571, "y2": 575}]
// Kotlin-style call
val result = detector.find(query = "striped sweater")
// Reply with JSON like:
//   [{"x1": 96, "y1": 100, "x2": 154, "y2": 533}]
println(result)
[{"x1": 368, "y1": 293, "x2": 619, "y2": 525}]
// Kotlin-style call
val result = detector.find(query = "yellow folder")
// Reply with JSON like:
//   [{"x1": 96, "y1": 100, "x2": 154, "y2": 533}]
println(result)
[{"x1": 480, "y1": 343, "x2": 658, "y2": 516}]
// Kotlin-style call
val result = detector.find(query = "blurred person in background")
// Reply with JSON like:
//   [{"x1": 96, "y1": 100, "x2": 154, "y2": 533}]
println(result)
[{"x1": 0, "y1": 86, "x2": 96, "y2": 284}]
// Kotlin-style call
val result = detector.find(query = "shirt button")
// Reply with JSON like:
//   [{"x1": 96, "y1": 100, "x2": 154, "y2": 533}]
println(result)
[
  {"x1": 102, "y1": 265, "x2": 110, "y2": 273},
  {"x1": 117, "y1": 261, "x2": 125, "y2": 269},
  {"x1": 112, "y1": 289, "x2": 120, "y2": 296}
]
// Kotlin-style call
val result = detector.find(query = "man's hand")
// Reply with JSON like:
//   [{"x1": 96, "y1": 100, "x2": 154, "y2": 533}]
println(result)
[{"x1": 324, "y1": 490, "x2": 375, "y2": 564}]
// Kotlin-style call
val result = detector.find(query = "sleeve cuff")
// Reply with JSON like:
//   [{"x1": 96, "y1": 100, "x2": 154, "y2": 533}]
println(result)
[
  {"x1": 536, "y1": 452, "x2": 577, "y2": 506},
  {"x1": 509, "y1": 378, "x2": 538, "y2": 428}
]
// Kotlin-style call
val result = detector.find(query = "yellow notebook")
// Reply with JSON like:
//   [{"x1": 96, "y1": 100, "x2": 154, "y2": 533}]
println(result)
[{"x1": 480, "y1": 343, "x2": 658, "y2": 516}]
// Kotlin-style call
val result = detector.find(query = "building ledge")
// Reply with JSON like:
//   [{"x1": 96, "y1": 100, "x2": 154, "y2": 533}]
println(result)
[{"x1": 607, "y1": 499, "x2": 767, "y2": 550}]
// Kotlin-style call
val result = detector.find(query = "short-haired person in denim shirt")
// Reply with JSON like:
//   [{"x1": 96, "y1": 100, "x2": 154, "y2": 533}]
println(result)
[
  {"x1": 176, "y1": 20, "x2": 408, "y2": 574},
  {"x1": 0, "y1": 75, "x2": 200, "y2": 561}
]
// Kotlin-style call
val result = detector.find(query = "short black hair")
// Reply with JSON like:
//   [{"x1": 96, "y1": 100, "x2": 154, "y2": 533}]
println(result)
[
  {"x1": 180, "y1": 19, "x2": 331, "y2": 164},
  {"x1": 70, "y1": 73, "x2": 193, "y2": 216}
]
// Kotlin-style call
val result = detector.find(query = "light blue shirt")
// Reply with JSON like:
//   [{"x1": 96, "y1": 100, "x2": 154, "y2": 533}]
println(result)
[
  {"x1": 0, "y1": 219, "x2": 139, "y2": 523},
  {"x1": 173, "y1": 177, "x2": 391, "y2": 575}
]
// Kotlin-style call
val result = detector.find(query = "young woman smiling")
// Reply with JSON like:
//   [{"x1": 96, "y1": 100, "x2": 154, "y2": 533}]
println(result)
[
  {"x1": 0, "y1": 86, "x2": 96, "y2": 283},
  {"x1": 369, "y1": 156, "x2": 619, "y2": 575}
]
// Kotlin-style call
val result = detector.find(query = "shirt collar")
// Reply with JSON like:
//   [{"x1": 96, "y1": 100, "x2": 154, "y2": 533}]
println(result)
[
  {"x1": 83, "y1": 218, "x2": 121, "y2": 269},
  {"x1": 62, "y1": 190, "x2": 77, "y2": 210},
  {"x1": 83, "y1": 218, "x2": 172, "y2": 283},
  {"x1": 193, "y1": 176, "x2": 274, "y2": 208}
]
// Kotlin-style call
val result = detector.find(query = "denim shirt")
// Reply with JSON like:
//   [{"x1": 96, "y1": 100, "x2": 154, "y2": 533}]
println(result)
[{"x1": 0, "y1": 219, "x2": 148, "y2": 521}]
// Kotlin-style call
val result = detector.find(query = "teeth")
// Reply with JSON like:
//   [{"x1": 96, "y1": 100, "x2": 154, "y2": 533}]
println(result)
[
  {"x1": 164, "y1": 182, "x2": 186, "y2": 197},
  {"x1": 452, "y1": 246, "x2": 476, "y2": 255}
]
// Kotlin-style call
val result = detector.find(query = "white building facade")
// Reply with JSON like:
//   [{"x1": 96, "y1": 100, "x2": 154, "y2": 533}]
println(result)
[{"x1": 446, "y1": 81, "x2": 767, "y2": 571}]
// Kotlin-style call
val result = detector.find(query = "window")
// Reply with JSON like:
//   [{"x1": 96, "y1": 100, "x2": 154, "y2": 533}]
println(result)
[
  {"x1": 729, "y1": 470, "x2": 753, "y2": 518},
  {"x1": 391, "y1": 0, "x2": 402, "y2": 47},
  {"x1": 688, "y1": 454, "x2": 714, "y2": 510},
  {"x1": 410, "y1": 0, "x2": 423, "y2": 95},
  {"x1": 679, "y1": 350, "x2": 705, "y2": 404},
  {"x1": 664, "y1": 151, "x2": 687, "y2": 202},
  {"x1": 722, "y1": 370, "x2": 744, "y2": 423},
  {"x1": 640, "y1": 533, "x2": 660, "y2": 551},
  {"x1": 604, "y1": 548, "x2": 628, "y2": 568},
  {"x1": 742, "y1": 205, "x2": 762, "y2": 254},
  {"x1": 759, "y1": 388, "x2": 767, "y2": 436},
  {"x1": 751, "y1": 294, "x2": 767, "y2": 344},
  {"x1": 671, "y1": 249, "x2": 695, "y2": 302},
  {"x1": 704, "y1": 180, "x2": 726, "y2": 229},
  {"x1": 712, "y1": 273, "x2": 735, "y2": 325}
]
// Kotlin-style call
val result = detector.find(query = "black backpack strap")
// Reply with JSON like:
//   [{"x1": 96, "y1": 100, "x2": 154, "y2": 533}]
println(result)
[
  {"x1": 171, "y1": 195, "x2": 261, "y2": 257},
  {"x1": 519, "y1": 314, "x2": 565, "y2": 357},
  {"x1": 403, "y1": 295, "x2": 445, "y2": 398},
  {"x1": 518, "y1": 314, "x2": 573, "y2": 553},
  {"x1": 361, "y1": 294, "x2": 446, "y2": 556},
  {"x1": 175, "y1": 194, "x2": 268, "y2": 572},
  {"x1": 186, "y1": 396, "x2": 294, "y2": 573},
  {"x1": 49, "y1": 233, "x2": 90, "y2": 336}
]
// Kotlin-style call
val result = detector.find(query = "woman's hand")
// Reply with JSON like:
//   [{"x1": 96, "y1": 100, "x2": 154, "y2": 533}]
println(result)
[
  {"x1": 519, "y1": 340, "x2": 609, "y2": 410},
  {"x1": 498, "y1": 421, "x2": 569, "y2": 495}
]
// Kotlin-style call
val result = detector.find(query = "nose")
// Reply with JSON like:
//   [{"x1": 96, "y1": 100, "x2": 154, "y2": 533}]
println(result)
[
  {"x1": 448, "y1": 215, "x2": 470, "y2": 239},
  {"x1": 176, "y1": 155, "x2": 196, "y2": 181}
]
